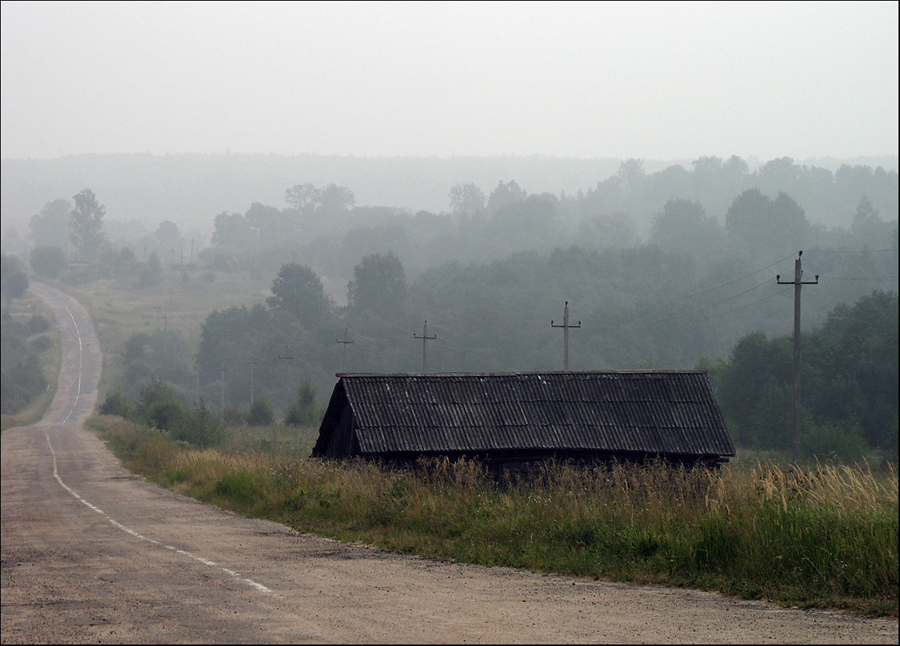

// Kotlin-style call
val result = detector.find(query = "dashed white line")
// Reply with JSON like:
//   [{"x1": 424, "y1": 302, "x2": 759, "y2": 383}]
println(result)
[{"x1": 34, "y1": 283, "x2": 280, "y2": 599}]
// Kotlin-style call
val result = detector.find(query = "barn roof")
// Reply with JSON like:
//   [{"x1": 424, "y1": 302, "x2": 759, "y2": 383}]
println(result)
[{"x1": 312, "y1": 371, "x2": 734, "y2": 460}]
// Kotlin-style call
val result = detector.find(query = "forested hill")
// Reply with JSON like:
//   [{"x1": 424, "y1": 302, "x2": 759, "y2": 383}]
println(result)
[{"x1": 2, "y1": 153, "x2": 897, "y2": 242}]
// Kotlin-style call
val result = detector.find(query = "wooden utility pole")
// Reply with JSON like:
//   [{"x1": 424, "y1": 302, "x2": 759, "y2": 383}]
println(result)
[
  {"x1": 777, "y1": 251, "x2": 819, "y2": 464},
  {"x1": 551, "y1": 301, "x2": 581, "y2": 371},
  {"x1": 414, "y1": 321, "x2": 437, "y2": 373},
  {"x1": 336, "y1": 328, "x2": 355, "y2": 372},
  {"x1": 245, "y1": 353, "x2": 259, "y2": 405},
  {"x1": 279, "y1": 345, "x2": 296, "y2": 381}
]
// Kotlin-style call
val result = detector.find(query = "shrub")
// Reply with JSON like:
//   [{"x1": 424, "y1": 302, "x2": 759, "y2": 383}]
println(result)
[
  {"x1": 248, "y1": 398, "x2": 275, "y2": 426},
  {"x1": 27, "y1": 314, "x2": 51, "y2": 335},
  {"x1": 30, "y1": 335, "x2": 53, "y2": 352},
  {"x1": 98, "y1": 387, "x2": 133, "y2": 419},
  {"x1": 172, "y1": 397, "x2": 224, "y2": 448},
  {"x1": 135, "y1": 378, "x2": 188, "y2": 432},
  {"x1": 284, "y1": 379, "x2": 320, "y2": 426}
]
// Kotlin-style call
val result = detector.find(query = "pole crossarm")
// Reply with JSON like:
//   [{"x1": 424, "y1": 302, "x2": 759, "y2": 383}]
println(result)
[
  {"x1": 775, "y1": 250, "x2": 819, "y2": 464},
  {"x1": 414, "y1": 321, "x2": 437, "y2": 373},
  {"x1": 551, "y1": 301, "x2": 581, "y2": 371},
  {"x1": 336, "y1": 328, "x2": 355, "y2": 372}
]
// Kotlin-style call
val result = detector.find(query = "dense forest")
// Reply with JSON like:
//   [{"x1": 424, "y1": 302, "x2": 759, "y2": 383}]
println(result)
[{"x1": 3, "y1": 155, "x2": 897, "y2": 460}]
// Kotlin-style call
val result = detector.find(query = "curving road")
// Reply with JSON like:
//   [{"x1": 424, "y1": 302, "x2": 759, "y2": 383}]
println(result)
[{"x1": 1, "y1": 283, "x2": 897, "y2": 644}]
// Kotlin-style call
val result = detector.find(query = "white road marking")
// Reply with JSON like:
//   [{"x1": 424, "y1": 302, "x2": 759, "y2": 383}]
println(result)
[{"x1": 34, "y1": 283, "x2": 281, "y2": 599}]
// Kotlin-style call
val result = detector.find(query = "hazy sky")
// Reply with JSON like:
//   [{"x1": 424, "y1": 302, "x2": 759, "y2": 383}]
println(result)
[{"x1": 1, "y1": 1, "x2": 897, "y2": 161}]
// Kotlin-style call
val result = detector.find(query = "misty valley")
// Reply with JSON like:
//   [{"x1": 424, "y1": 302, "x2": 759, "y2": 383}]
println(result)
[{"x1": 2, "y1": 155, "x2": 897, "y2": 463}]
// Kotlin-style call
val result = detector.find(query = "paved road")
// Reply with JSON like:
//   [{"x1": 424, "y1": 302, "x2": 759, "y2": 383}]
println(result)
[{"x1": 2, "y1": 283, "x2": 897, "y2": 643}]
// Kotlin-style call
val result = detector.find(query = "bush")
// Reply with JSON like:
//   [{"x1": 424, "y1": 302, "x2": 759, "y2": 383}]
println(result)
[
  {"x1": 802, "y1": 419, "x2": 869, "y2": 461},
  {"x1": 284, "y1": 379, "x2": 321, "y2": 426},
  {"x1": 135, "y1": 379, "x2": 188, "y2": 432},
  {"x1": 30, "y1": 335, "x2": 53, "y2": 352},
  {"x1": 172, "y1": 398, "x2": 224, "y2": 448},
  {"x1": 248, "y1": 398, "x2": 275, "y2": 426},
  {"x1": 0, "y1": 356, "x2": 47, "y2": 414},
  {"x1": 99, "y1": 387, "x2": 133, "y2": 419},
  {"x1": 27, "y1": 314, "x2": 51, "y2": 335}
]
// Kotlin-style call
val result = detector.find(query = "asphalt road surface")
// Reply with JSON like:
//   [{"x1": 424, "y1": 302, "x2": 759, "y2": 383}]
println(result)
[{"x1": 2, "y1": 283, "x2": 897, "y2": 644}]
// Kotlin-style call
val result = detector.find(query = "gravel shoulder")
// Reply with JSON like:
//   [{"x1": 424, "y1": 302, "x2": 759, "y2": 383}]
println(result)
[{"x1": 2, "y1": 283, "x2": 897, "y2": 644}]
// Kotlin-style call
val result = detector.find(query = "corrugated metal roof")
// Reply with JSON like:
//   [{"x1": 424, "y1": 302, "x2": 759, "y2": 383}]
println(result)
[{"x1": 312, "y1": 371, "x2": 735, "y2": 459}]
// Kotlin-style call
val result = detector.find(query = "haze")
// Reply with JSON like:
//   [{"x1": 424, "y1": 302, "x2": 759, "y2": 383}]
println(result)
[{"x1": 2, "y1": 1, "x2": 897, "y2": 162}]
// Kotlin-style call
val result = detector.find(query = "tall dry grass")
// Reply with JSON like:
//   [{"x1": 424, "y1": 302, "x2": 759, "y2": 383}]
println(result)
[{"x1": 89, "y1": 415, "x2": 898, "y2": 616}]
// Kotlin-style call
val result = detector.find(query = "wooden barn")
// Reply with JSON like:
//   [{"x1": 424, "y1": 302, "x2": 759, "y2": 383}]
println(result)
[{"x1": 311, "y1": 371, "x2": 735, "y2": 471}]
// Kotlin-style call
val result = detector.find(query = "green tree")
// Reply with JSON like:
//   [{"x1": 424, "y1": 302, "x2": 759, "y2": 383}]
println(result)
[
  {"x1": 29, "y1": 246, "x2": 67, "y2": 278},
  {"x1": 211, "y1": 211, "x2": 252, "y2": 250},
  {"x1": 69, "y1": 189, "x2": 107, "y2": 262},
  {"x1": 347, "y1": 252, "x2": 408, "y2": 317},
  {"x1": 725, "y1": 188, "x2": 809, "y2": 261},
  {"x1": 319, "y1": 184, "x2": 355, "y2": 213},
  {"x1": 247, "y1": 397, "x2": 275, "y2": 426},
  {"x1": 28, "y1": 199, "x2": 71, "y2": 249},
  {"x1": 449, "y1": 183, "x2": 486, "y2": 217},
  {"x1": 266, "y1": 262, "x2": 331, "y2": 327},
  {"x1": 649, "y1": 199, "x2": 724, "y2": 256},
  {"x1": 284, "y1": 379, "x2": 319, "y2": 426},
  {"x1": 487, "y1": 180, "x2": 526, "y2": 213},
  {"x1": 285, "y1": 183, "x2": 323, "y2": 215},
  {"x1": 1, "y1": 253, "x2": 29, "y2": 309},
  {"x1": 135, "y1": 378, "x2": 187, "y2": 433}
]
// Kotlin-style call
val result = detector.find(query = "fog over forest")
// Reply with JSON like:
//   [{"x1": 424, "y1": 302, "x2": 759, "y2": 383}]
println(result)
[{"x1": 2, "y1": 152, "x2": 897, "y2": 253}]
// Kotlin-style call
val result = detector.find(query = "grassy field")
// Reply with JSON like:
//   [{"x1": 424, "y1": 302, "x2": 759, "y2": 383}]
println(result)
[
  {"x1": 46, "y1": 265, "x2": 274, "y2": 394},
  {"x1": 1, "y1": 290, "x2": 61, "y2": 431},
  {"x1": 89, "y1": 414, "x2": 898, "y2": 618},
  {"x1": 26, "y1": 266, "x2": 899, "y2": 618}
]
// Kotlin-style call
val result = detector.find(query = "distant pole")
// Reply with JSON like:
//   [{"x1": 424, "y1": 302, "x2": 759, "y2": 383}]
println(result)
[
  {"x1": 551, "y1": 301, "x2": 581, "y2": 371},
  {"x1": 220, "y1": 360, "x2": 225, "y2": 414},
  {"x1": 336, "y1": 328, "x2": 355, "y2": 372},
  {"x1": 777, "y1": 251, "x2": 819, "y2": 464},
  {"x1": 279, "y1": 345, "x2": 297, "y2": 384},
  {"x1": 245, "y1": 353, "x2": 259, "y2": 405},
  {"x1": 414, "y1": 321, "x2": 437, "y2": 373}
]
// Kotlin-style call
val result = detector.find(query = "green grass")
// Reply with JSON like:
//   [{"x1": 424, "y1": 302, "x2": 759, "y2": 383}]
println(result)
[
  {"x1": 47, "y1": 266, "x2": 273, "y2": 394},
  {"x1": 88, "y1": 414, "x2": 898, "y2": 618}
]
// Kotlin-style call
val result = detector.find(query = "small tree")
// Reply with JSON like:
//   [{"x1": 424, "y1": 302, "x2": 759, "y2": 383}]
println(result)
[
  {"x1": 69, "y1": 189, "x2": 107, "y2": 262},
  {"x1": 1, "y1": 253, "x2": 29, "y2": 309},
  {"x1": 248, "y1": 398, "x2": 275, "y2": 426},
  {"x1": 135, "y1": 378, "x2": 187, "y2": 433},
  {"x1": 284, "y1": 379, "x2": 320, "y2": 426}
]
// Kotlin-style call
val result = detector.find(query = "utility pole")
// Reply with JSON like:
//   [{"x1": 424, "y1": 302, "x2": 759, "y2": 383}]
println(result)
[
  {"x1": 777, "y1": 251, "x2": 819, "y2": 464},
  {"x1": 220, "y1": 360, "x2": 225, "y2": 415},
  {"x1": 414, "y1": 321, "x2": 437, "y2": 373},
  {"x1": 245, "y1": 353, "x2": 259, "y2": 405},
  {"x1": 336, "y1": 328, "x2": 355, "y2": 372},
  {"x1": 551, "y1": 301, "x2": 581, "y2": 371},
  {"x1": 279, "y1": 345, "x2": 298, "y2": 387}
]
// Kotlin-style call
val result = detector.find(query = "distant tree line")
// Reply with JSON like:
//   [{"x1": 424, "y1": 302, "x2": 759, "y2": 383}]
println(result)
[{"x1": 15, "y1": 156, "x2": 899, "y2": 461}]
